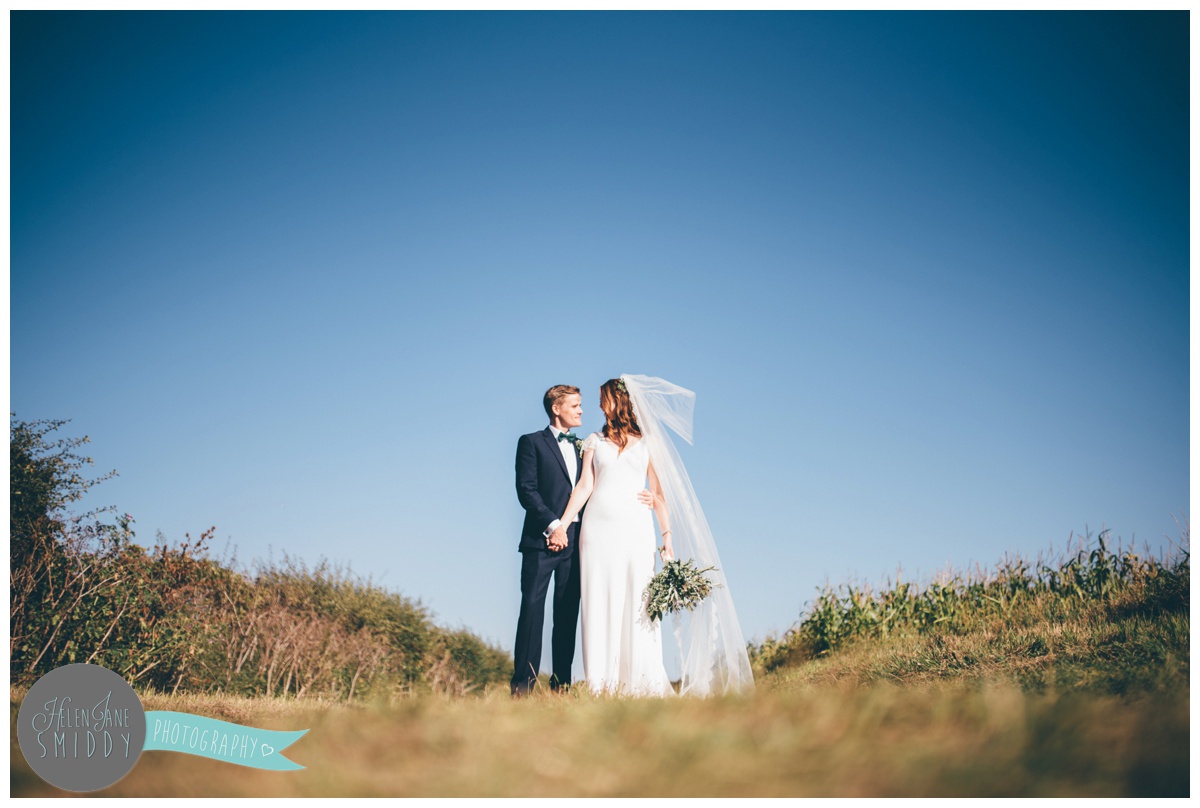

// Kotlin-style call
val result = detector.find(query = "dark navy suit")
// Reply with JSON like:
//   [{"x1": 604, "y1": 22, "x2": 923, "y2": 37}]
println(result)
[{"x1": 512, "y1": 426, "x2": 583, "y2": 694}]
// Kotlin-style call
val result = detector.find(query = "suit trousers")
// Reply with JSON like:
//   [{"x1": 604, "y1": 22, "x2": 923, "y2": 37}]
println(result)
[{"x1": 511, "y1": 534, "x2": 581, "y2": 694}]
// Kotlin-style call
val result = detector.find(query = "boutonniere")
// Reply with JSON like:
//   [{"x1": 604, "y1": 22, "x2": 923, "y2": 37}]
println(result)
[{"x1": 572, "y1": 438, "x2": 585, "y2": 457}]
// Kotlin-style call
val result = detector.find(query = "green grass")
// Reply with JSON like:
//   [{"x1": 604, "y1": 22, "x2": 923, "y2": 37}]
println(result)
[
  {"x1": 765, "y1": 607, "x2": 1189, "y2": 695},
  {"x1": 750, "y1": 530, "x2": 1188, "y2": 672}
]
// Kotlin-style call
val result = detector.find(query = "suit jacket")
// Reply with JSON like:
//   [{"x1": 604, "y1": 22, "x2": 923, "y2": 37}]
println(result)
[{"x1": 515, "y1": 427, "x2": 584, "y2": 552}]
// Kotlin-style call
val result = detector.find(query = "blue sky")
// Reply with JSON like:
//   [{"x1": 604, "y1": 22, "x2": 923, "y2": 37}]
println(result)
[{"x1": 11, "y1": 12, "x2": 1189, "y2": 675}]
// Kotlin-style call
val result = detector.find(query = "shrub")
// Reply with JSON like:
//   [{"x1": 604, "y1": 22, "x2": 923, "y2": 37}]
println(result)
[
  {"x1": 750, "y1": 529, "x2": 1190, "y2": 673},
  {"x1": 10, "y1": 415, "x2": 511, "y2": 698}
]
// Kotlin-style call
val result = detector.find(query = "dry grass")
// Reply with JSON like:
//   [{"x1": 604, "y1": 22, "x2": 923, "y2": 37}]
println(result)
[
  {"x1": 12, "y1": 532, "x2": 1188, "y2": 797},
  {"x1": 11, "y1": 677, "x2": 1187, "y2": 797}
]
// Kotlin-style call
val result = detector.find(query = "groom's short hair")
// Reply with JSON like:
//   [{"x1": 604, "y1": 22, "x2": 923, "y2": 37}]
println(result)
[{"x1": 543, "y1": 385, "x2": 581, "y2": 418}]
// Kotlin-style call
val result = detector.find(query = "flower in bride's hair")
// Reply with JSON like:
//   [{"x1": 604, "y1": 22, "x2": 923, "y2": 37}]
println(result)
[{"x1": 616, "y1": 378, "x2": 628, "y2": 394}]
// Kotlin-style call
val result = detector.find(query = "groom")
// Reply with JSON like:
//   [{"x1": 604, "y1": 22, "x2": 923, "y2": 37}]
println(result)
[{"x1": 512, "y1": 384, "x2": 585, "y2": 695}]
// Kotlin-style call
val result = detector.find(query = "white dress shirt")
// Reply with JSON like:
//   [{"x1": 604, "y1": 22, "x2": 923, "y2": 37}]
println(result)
[{"x1": 544, "y1": 424, "x2": 581, "y2": 538}]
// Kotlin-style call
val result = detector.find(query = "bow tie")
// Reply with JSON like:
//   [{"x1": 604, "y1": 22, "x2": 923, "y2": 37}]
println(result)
[{"x1": 558, "y1": 432, "x2": 579, "y2": 443}]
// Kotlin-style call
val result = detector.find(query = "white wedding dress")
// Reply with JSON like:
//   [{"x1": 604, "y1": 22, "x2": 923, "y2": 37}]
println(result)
[{"x1": 578, "y1": 433, "x2": 674, "y2": 696}]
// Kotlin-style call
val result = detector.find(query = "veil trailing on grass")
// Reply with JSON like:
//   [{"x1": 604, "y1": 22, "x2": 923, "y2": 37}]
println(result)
[{"x1": 622, "y1": 374, "x2": 755, "y2": 696}]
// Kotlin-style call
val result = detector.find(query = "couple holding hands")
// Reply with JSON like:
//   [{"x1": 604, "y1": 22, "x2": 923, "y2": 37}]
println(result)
[{"x1": 512, "y1": 375, "x2": 753, "y2": 698}]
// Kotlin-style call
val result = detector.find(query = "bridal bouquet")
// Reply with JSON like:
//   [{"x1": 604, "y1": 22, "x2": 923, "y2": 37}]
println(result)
[{"x1": 644, "y1": 559, "x2": 721, "y2": 622}]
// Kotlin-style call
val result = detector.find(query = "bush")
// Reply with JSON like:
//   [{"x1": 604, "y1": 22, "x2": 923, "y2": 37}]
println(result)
[
  {"x1": 750, "y1": 529, "x2": 1190, "y2": 674},
  {"x1": 10, "y1": 415, "x2": 511, "y2": 698}
]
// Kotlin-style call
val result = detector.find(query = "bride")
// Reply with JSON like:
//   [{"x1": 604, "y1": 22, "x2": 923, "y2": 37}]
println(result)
[{"x1": 559, "y1": 375, "x2": 754, "y2": 696}]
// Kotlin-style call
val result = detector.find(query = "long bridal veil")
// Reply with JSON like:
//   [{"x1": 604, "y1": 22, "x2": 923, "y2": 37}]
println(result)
[{"x1": 622, "y1": 374, "x2": 755, "y2": 696}]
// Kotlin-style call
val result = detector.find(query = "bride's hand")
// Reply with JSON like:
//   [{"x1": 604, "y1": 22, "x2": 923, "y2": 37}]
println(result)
[{"x1": 659, "y1": 542, "x2": 675, "y2": 562}]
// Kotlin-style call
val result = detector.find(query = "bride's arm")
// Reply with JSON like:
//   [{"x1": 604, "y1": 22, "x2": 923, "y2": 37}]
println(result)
[
  {"x1": 648, "y1": 459, "x2": 674, "y2": 560},
  {"x1": 560, "y1": 448, "x2": 596, "y2": 526}
]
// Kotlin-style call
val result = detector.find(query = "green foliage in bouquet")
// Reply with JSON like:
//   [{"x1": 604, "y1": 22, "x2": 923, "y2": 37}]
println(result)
[{"x1": 644, "y1": 558, "x2": 721, "y2": 622}]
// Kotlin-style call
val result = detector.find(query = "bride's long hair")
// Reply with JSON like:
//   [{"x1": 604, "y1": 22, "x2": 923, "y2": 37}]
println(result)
[{"x1": 600, "y1": 378, "x2": 642, "y2": 452}]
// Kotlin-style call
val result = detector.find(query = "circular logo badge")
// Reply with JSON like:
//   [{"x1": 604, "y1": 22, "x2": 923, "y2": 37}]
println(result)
[{"x1": 17, "y1": 664, "x2": 147, "y2": 792}]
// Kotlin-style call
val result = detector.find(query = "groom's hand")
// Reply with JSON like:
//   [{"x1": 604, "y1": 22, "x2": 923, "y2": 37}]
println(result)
[
  {"x1": 637, "y1": 489, "x2": 655, "y2": 509},
  {"x1": 547, "y1": 525, "x2": 568, "y2": 551}
]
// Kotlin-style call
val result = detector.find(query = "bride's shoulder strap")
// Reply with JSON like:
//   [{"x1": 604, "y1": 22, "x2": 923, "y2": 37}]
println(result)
[{"x1": 582, "y1": 433, "x2": 602, "y2": 451}]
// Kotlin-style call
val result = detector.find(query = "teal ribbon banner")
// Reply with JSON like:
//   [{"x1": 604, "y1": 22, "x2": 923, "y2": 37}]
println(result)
[{"x1": 143, "y1": 711, "x2": 307, "y2": 771}]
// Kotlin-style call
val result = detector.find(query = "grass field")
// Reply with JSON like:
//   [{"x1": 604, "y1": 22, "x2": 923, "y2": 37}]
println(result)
[
  {"x1": 11, "y1": 536, "x2": 1189, "y2": 797},
  {"x1": 10, "y1": 680, "x2": 1187, "y2": 797},
  {"x1": 11, "y1": 637, "x2": 1188, "y2": 797}
]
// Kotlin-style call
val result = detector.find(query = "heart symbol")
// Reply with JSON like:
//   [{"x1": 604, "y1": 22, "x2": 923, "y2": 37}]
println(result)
[{"x1": 261, "y1": 743, "x2": 275, "y2": 756}]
